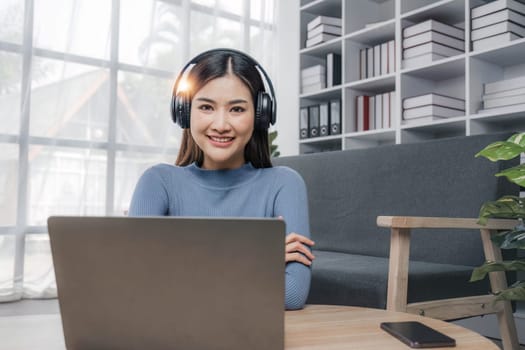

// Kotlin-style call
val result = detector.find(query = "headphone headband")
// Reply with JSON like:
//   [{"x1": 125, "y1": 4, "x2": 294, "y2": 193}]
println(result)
[{"x1": 171, "y1": 48, "x2": 276, "y2": 129}]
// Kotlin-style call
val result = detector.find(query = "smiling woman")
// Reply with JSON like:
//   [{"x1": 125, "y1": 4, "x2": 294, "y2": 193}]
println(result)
[{"x1": 129, "y1": 49, "x2": 314, "y2": 310}]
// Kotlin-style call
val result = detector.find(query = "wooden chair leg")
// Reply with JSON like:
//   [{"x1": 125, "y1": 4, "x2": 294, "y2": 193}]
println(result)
[
  {"x1": 387, "y1": 228, "x2": 411, "y2": 312},
  {"x1": 480, "y1": 229, "x2": 519, "y2": 350}
]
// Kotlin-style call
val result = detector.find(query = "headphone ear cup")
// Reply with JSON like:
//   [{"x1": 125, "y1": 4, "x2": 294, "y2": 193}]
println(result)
[
  {"x1": 255, "y1": 92, "x2": 271, "y2": 130},
  {"x1": 173, "y1": 92, "x2": 191, "y2": 128}
]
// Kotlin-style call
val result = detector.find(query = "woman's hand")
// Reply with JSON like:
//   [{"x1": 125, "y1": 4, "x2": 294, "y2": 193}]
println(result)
[{"x1": 285, "y1": 232, "x2": 315, "y2": 266}]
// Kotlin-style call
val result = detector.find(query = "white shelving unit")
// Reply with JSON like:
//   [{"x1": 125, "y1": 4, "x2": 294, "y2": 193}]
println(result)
[{"x1": 299, "y1": 0, "x2": 525, "y2": 154}]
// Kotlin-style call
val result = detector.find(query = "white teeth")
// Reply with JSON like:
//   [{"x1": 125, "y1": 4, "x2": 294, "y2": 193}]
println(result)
[{"x1": 210, "y1": 136, "x2": 233, "y2": 143}]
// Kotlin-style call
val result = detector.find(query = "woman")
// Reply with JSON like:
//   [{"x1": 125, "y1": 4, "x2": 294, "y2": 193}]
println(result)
[{"x1": 129, "y1": 48, "x2": 314, "y2": 310}]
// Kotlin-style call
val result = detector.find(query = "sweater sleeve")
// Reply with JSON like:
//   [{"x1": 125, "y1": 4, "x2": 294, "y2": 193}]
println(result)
[
  {"x1": 273, "y1": 167, "x2": 312, "y2": 310},
  {"x1": 128, "y1": 166, "x2": 170, "y2": 216}
]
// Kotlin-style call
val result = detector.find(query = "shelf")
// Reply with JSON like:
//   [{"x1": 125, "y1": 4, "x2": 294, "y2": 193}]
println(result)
[
  {"x1": 298, "y1": 0, "x2": 522, "y2": 154},
  {"x1": 301, "y1": 0, "x2": 341, "y2": 17},
  {"x1": 300, "y1": 39, "x2": 342, "y2": 56},
  {"x1": 345, "y1": 19, "x2": 396, "y2": 45},
  {"x1": 401, "y1": 0, "x2": 465, "y2": 24},
  {"x1": 300, "y1": 86, "x2": 342, "y2": 103},
  {"x1": 300, "y1": 134, "x2": 342, "y2": 144},
  {"x1": 469, "y1": 38, "x2": 525, "y2": 67},
  {"x1": 401, "y1": 56, "x2": 465, "y2": 81},
  {"x1": 347, "y1": 74, "x2": 395, "y2": 93}
]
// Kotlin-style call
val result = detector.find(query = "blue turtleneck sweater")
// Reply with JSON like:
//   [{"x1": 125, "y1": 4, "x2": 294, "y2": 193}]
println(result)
[{"x1": 128, "y1": 162, "x2": 311, "y2": 310}]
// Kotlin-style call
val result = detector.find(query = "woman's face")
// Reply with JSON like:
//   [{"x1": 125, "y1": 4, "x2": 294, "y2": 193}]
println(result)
[{"x1": 190, "y1": 74, "x2": 255, "y2": 170}]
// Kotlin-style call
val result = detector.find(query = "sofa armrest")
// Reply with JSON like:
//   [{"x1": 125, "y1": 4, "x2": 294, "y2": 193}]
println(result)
[{"x1": 376, "y1": 215, "x2": 519, "y2": 349}]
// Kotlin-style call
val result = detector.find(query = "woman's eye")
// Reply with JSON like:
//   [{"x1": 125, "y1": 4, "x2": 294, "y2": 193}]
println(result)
[
  {"x1": 231, "y1": 106, "x2": 246, "y2": 113},
  {"x1": 198, "y1": 104, "x2": 213, "y2": 111}
]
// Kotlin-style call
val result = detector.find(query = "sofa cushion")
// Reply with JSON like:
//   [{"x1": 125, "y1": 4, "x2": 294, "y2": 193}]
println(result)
[{"x1": 307, "y1": 250, "x2": 491, "y2": 308}]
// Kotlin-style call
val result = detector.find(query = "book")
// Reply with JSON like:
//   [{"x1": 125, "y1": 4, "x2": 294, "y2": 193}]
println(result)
[
  {"x1": 382, "y1": 92, "x2": 390, "y2": 130},
  {"x1": 360, "y1": 48, "x2": 367, "y2": 79},
  {"x1": 330, "y1": 99, "x2": 341, "y2": 134},
  {"x1": 471, "y1": 21, "x2": 525, "y2": 41},
  {"x1": 301, "y1": 64, "x2": 325, "y2": 78},
  {"x1": 301, "y1": 74, "x2": 326, "y2": 86},
  {"x1": 302, "y1": 81, "x2": 325, "y2": 94},
  {"x1": 403, "y1": 52, "x2": 448, "y2": 69},
  {"x1": 483, "y1": 93, "x2": 525, "y2": 108},
  {"x1": 308, "y1": 105, "x2": 320, "y2": 137},
  {"x1": 388, "y1": 40, "x2": 396, "y2": 74},
  {"x1": 326, "y1": 52, "x2": 341, "y2": 87},
  {"x1": 402, "y1": 30, "x2": 465, "y2": 50},
  {"x1": 471, "y1": 9, "x2": 525, "y2": 30},
  {"x1": 301, "y1": 73, "x2": 325, "y2": 86},
  {"x1": 471, "y1": 0, "x2": 525, "y2": 19},
  {"x1": 402, "y1": 116, "x2": 447, "y2": 125},
  {"x1": 307, "y1": 15, "x2": 342, "y2": 31},
  {"x1": 483, "y1": 86, "x2": 525, "y2": 100},
  {"x1": 403, "y1": 19, "x2": 464, "y2": 40},
  {"x1": 306, "y1": 32, "x2": 340, "y2": 48},
  {"x1": 319, "y1": 102, "x2": 330, "y2": 136},
  {"x1": 366, "y1": 47, "x2": 374, "y2": 78},
  {"x1": 381, "y1": 42, "x2": 389, "y2": 76},
  {"x1": 403, "y1": 42, "x2": 464, "y2": 58},
  {"x1": 357, "y1": 95, "x2": 370, "y2": 131},
  {"x1": 389, "y1": 91, "x2": 395, "y2": 128},
  {"x1": 369, "y1": 96, "x2": 376, "y2": 130},
  {"x1": 299, "y1": 107, "x2": 309, "y2": 139},
  {"x1": 472, "y1": 32, "x2": 522, "y2": 51},
  {"x1": 374, "y1": 44, "x2": 381, "y2": 77},
  {"x1": 403, "y1": 105, "x2": 464, "y2": 119},
  {"x1": 307, "y1": 24, "x2": 342, "y2": 39},
  {"x1": 403, "y1": 93, "x2": 465, "y2": 110},
  {"x1": 484, "y1": 75, "x2": 525, "y2": 94},
  {"x1": 375, "y1": 94, "x2": 382, "y2": 129}
]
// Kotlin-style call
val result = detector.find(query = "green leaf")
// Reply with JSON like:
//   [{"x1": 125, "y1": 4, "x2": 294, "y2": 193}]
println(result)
[
  {"x1": 470, "y1": 260, "x2": 525, "y2": 282},
  {"x1": 508, "y1": 132, "x2": 525, "y2": 147},
  {"x1": 475, "y1": 141, "x2": 525, "y2": 161},
  {"x1": 495, "y1": 284, "x2": 525, "y2": 302},
  {"x1": 495, "y1": 164, "x2": 525, "y2": 187},
  {"x1": 491, "y1": 229, "x2": 525, "y2": 249},
  {"x1": 477, "y1": 196, "x2": 525, "y2": 225}
]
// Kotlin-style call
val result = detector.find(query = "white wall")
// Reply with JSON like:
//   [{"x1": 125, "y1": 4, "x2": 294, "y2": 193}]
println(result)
[{"x1": 273, "y1": 0, "x2": 300, "y2": 156}]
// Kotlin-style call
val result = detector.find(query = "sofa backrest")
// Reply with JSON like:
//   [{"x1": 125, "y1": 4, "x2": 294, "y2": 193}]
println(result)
[{"x1": 273, "y1": 133, "x2": 519, "y2": 266}]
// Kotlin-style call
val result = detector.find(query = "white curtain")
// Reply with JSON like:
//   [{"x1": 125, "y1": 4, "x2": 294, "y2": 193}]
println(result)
[{"x1": 0, "y1": 0, "x2": 277, "y2": 302}]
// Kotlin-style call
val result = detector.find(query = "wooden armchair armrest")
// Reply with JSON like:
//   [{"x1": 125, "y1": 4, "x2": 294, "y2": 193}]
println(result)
[
  {"x1": 377, "y1": 216, "x2": 517, "y2": 230},
  {"x1": 376, "y1": 221, "x2": 521, "y2": 348}
]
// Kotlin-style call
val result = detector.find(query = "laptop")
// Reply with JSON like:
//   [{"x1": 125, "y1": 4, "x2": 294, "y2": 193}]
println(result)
[{"x1": 47, "y1": 216, "x2": 285, "y2": 350}]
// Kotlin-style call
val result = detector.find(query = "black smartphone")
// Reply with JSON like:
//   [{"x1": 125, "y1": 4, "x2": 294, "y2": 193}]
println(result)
[{"x1": 380, "y1": 321, "x2": 456, "y2": 348}]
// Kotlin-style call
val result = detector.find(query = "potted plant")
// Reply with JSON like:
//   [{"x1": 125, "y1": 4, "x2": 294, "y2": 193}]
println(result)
[{"x1": 470, "y1": 132, "x2": 525, "y2": 301}]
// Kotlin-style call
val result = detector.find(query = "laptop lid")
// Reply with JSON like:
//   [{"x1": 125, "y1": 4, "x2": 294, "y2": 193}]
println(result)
[{"x1": 48, "y1": 216, "x2": 285, "y2": 350}]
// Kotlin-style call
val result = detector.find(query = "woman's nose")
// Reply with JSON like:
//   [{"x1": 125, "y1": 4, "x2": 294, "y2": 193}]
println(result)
[{"x1": 211, "y1": 108, "x2": 231, "y2": 131}]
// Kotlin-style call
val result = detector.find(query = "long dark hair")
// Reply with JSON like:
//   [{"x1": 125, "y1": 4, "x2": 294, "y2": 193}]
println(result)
[{"x1": 175, "y1": 50, "x2": 272, "y2": 168}]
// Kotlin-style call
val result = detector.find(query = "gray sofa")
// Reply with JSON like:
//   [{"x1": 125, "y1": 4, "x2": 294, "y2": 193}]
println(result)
[{"x1": 273, "y1": 132, "x2": 519, "y2": 309}]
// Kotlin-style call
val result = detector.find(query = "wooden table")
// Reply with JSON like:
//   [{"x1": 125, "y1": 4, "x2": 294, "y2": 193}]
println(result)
[
  {"x1": 286, "y1": 305, "x2": 499, "y2": 349},
  {"x1": 0, "y1": 304, "x2": 498, "y2": 349}
]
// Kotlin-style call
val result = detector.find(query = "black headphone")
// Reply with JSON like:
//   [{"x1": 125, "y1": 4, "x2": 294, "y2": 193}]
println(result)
[{"x1": 171, "y1": 48, "x2": 276, "y2": 130}]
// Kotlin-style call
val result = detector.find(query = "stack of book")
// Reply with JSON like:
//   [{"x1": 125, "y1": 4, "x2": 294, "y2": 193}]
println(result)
[
  {"x1": 471, "y1": 0, "x2": 525, "y2": 51},
  {"x1": 300, "y1": 100, "x2": 341, "y2": 139},
  {"x1": 300, "y1": 52, "x2": 341, "y2": 94},
  {"x1": 355, "y1": 91, "x2": 395, "y2": 132},
  {"x1": 481, "y1": 76, "x2": 525, "y2": 110},
  {"x1": 306, "y1": 15, "x2": 342, "y2": 48},
  {"x1": 402, "y1": 93, "x2": 465, "y2": 125},
  {"x1": 301, "y1": 64, "x2": 325, "y2": 94},
  {"x1": 359, "y1": 40, "x2": 395, "y2": 79},
  {"x1": 402, "y1": 20, "x2": 465, "y2": 69}
]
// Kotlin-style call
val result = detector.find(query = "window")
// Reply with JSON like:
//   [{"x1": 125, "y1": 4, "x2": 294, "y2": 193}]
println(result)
[{"x1": 0, "y1": 0, "x2": 276, "y2": 301}]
